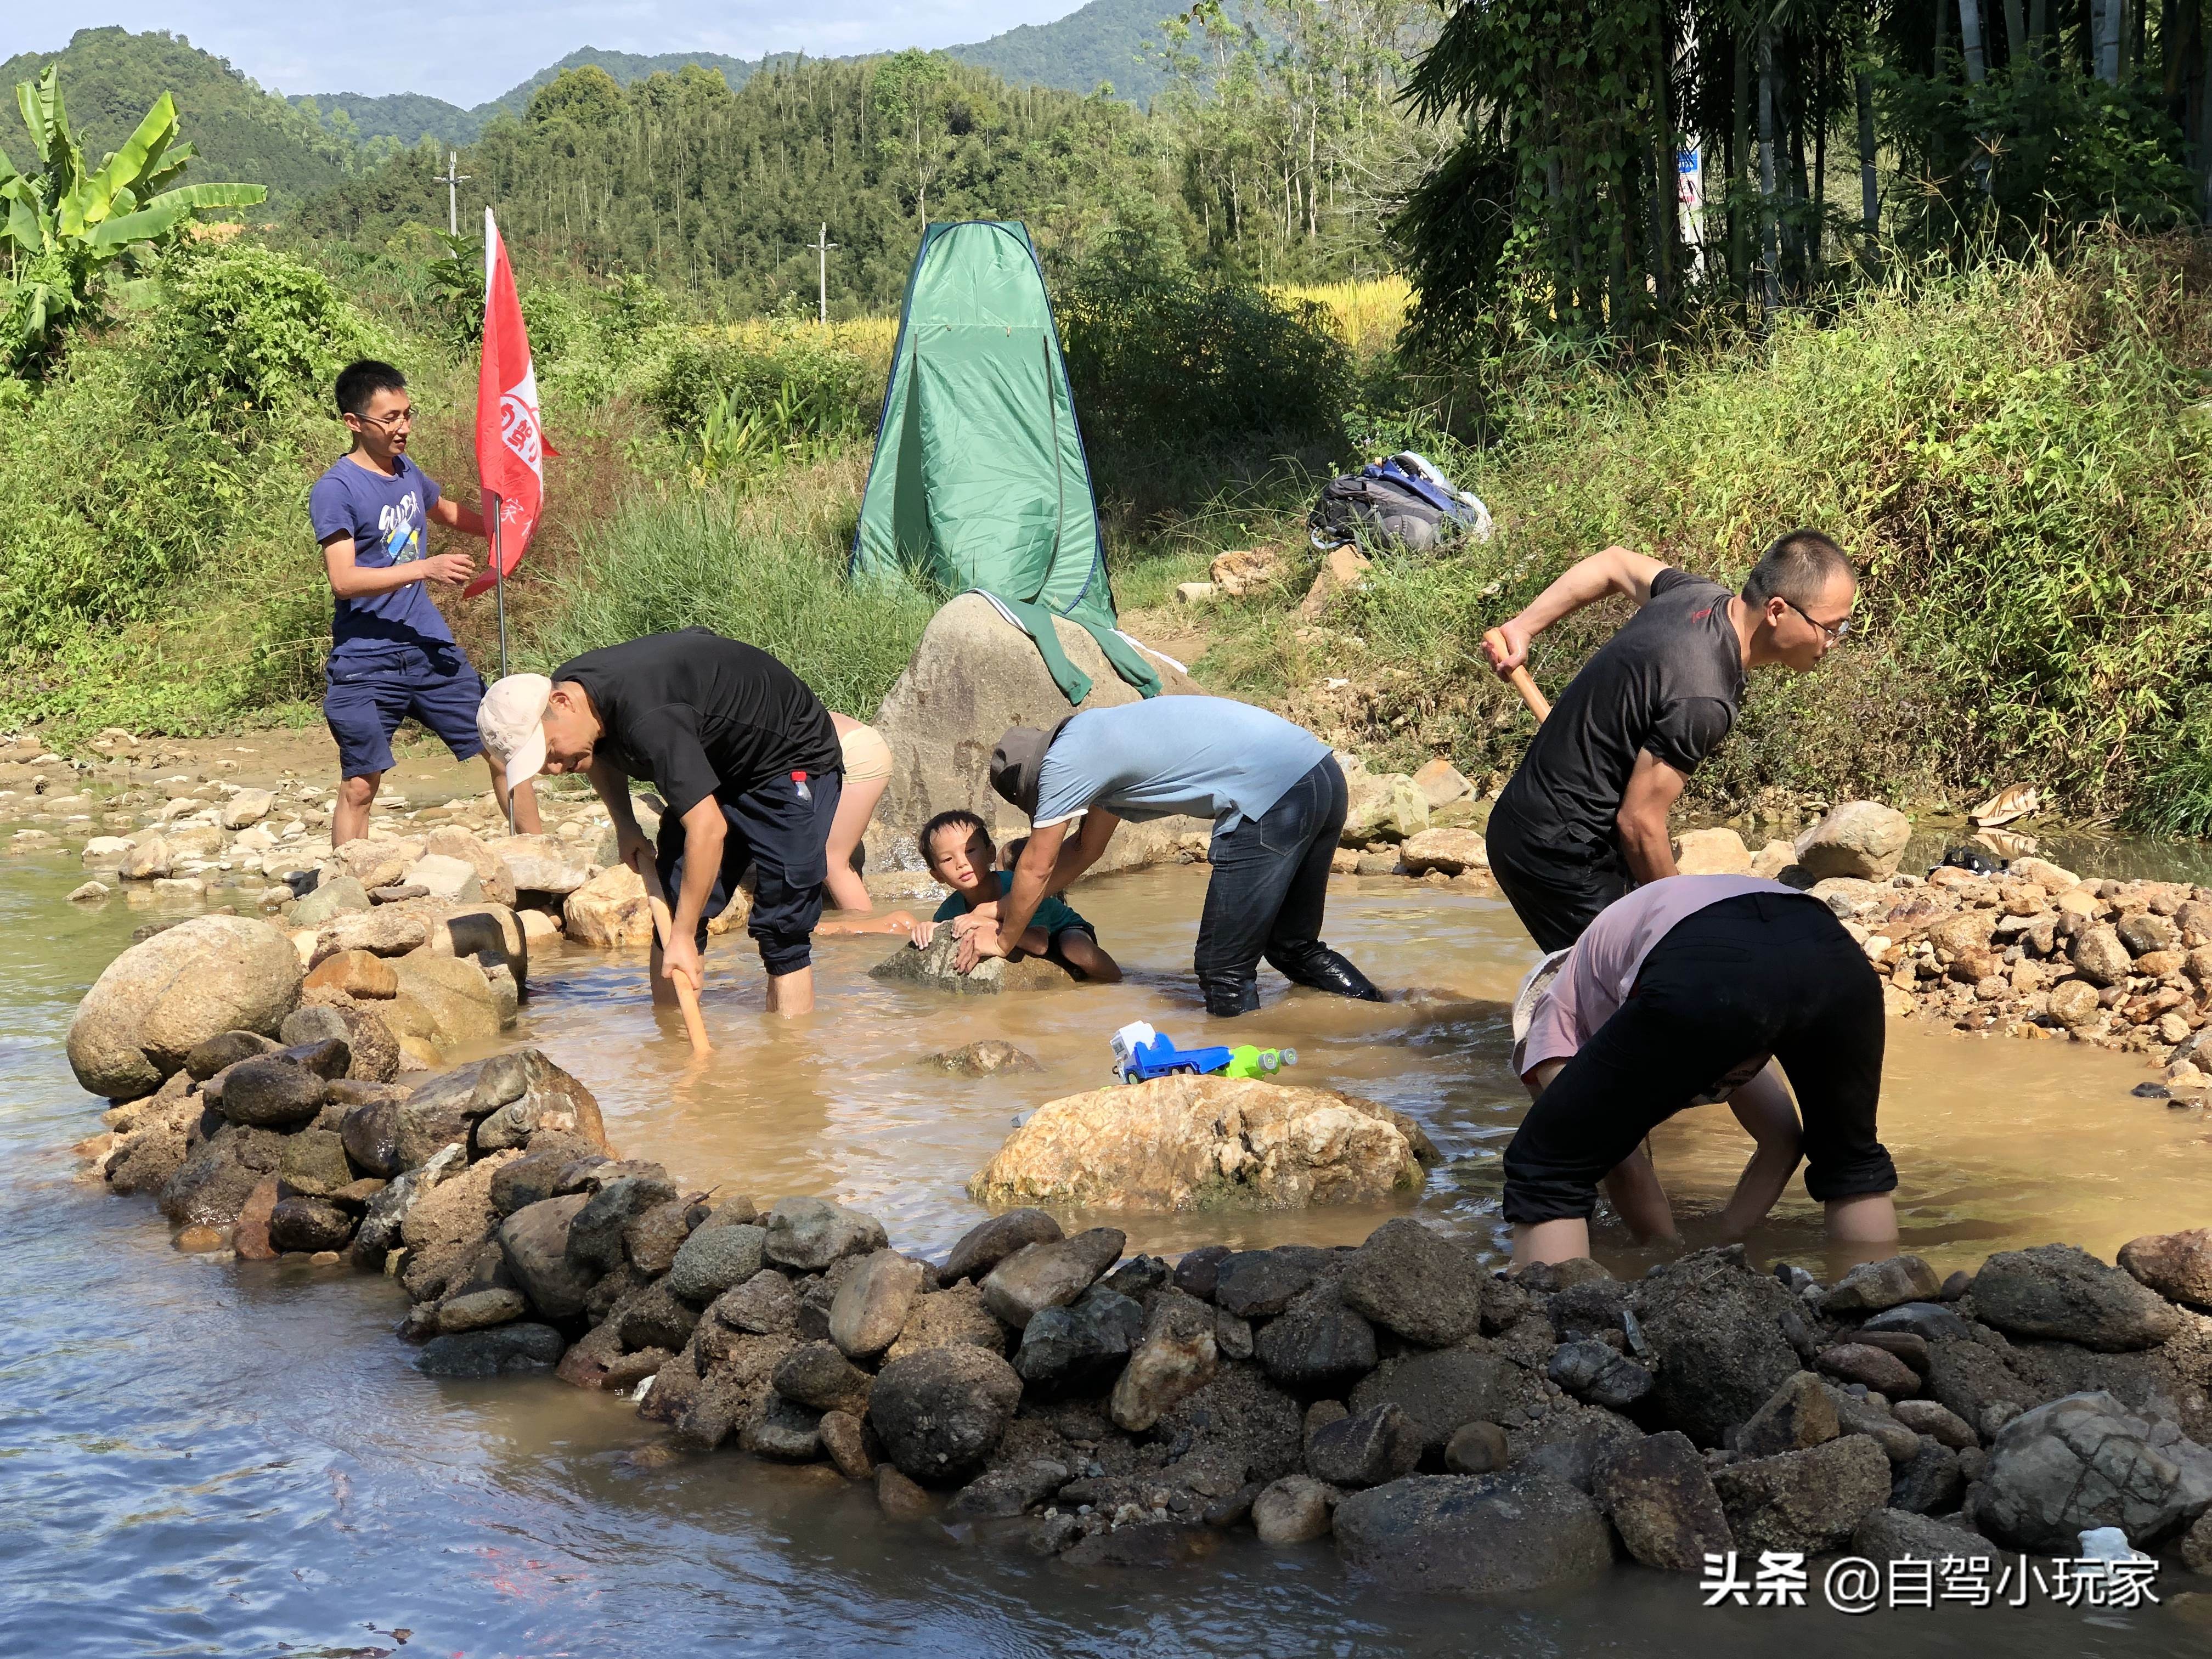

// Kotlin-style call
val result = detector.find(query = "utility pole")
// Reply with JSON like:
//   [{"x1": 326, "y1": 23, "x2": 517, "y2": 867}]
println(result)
[
  {"x1": 434, "y1": 150, "x2": 470, "y2": 236},
  {"x1": 809, "y1": 222, "x2": 837, "y2": 325}
]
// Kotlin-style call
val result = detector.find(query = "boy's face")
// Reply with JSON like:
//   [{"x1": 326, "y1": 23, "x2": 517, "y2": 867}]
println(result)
[
  {"x1": 927, "y1": 826, "x2": 994, "y2": 891},
  {"x1": 343, "y1": 387, "x2": 414, "y2": 466}
]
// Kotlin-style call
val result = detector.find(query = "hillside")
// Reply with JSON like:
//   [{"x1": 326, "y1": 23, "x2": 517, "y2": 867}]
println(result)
[
  {"x1": 0, "y1": 26, "x2": 357, "y2": 206},
  {"x1": 949, "y1": 0, "x2": 1173, "y2": 106},
  {"x1": 291, "y1": 90, "x2": 478, "y2": 149}
]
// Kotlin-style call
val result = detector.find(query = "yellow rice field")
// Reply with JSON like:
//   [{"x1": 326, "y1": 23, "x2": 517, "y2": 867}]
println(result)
[{"x1": 1272, "y1": 275, "x2": 1411, "y2": 357}]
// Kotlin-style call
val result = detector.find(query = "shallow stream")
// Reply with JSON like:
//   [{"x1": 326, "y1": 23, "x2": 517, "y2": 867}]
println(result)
[{"x1": 4, "y1": 848, "x2": 2209, "y2": 1655}]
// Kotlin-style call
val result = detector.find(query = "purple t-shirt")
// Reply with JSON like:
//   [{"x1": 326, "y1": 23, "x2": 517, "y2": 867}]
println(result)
[{"x1": 309, "y1": 454, "x2": 453, "y2": 658}]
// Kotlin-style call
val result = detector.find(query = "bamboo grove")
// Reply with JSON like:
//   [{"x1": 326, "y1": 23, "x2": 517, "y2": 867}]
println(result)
[{"x1": 1398, "y1": 0, "x2": 2212, "y2": 344}]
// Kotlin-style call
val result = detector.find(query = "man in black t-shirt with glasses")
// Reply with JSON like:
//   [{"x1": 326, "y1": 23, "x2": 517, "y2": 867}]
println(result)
[
  {"x1": 1481, "y1": 529, "x2": 1857, "y2": 952},
  {"x1": 478, "y1": 629, "x2": 843, "y2": 1017}
]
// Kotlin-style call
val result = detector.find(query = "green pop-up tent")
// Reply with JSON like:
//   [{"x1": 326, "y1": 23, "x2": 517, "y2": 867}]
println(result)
[{"x1": 849, "y1": 221, "x2": 1158, "y2": 704}]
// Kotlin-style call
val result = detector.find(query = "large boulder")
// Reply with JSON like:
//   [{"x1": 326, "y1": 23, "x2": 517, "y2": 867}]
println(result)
[
  {"x1": 563, "y1": 864, "x2": 653, "y2": 949},
  {"x1": 487, "y1": 833, "x2": 594, "y2": 895},
  {"x1": 969, "y1": 1075, "x2": 1436, "y2": 1211},
  {"x1": 2118, "y1": 1229, "x2": 2212, "y2": 1311},
  {"x1": 868, "y1": 1344, "x2": 1025, "y2": 1485},
  {"x1": 67, "y1": 916, "x2": 303, "y2": 1098},
  {"x1": 870, "y1": 928, "x2": 1077, "y2": 994},
  {"x1": 1592, "y1": 1431, "x2": 1734, "y2": 1572},
  {"x1": 762, "y1": 1197, "x2": 888, "y2": 1272},
  {"x1": 1794, "y1": 802, "x2": 1911, "y2": 880},
  {"x1": 388, "y1": 952, "x2": 505, "y2": 1048},
  {"x1": 1973, "y1": 1391, "x2": 2212, "y2": 1550},
  {"x1": 1333, "y1": 1471, "x2": 1613, "y2": 1596},
  {"x1": 1970, "y1": 1244, "x2": 2181, "y2": 1351},
  {"x1": 867, "y1": 593, "x2": 1208, "y2": 874},
  {"x1": 1338, "y1": 1218, "x2": 1486, "y2": 1347},
  {"x1": 1630, "y1": 1248, "x2": 1808, "y2": 1446},
  {"x1": 1711, "y1": 1435, "x2": 1894, "y2": 1553},
  {"x1": 497, "y1": 1194, "x2": 600, "y2": 1319}
]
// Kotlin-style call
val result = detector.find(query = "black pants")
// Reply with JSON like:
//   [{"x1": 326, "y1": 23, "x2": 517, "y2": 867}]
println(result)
[
  {"x1": 1485, "y1": 798, "x2": 1631, "y2": 954},
  {"x1": 1194, "y1": 755, "x2": 1357, "y2": 1015},
  {"x1": 657, "y1": 770, "x2": 842, "y2": 976},
  {"x1": 1501, "y1": 891, "x2": 1897, "y2": 1224}
]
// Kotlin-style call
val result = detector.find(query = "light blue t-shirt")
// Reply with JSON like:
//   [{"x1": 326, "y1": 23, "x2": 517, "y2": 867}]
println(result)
[{"x1": 1031, "y1": 697, "x2": 1331, "y2": 833}]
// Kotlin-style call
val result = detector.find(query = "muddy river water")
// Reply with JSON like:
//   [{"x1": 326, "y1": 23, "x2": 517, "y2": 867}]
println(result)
[{"x1": 4, "y1": 847, "x2": 2209, "y2": 1655}]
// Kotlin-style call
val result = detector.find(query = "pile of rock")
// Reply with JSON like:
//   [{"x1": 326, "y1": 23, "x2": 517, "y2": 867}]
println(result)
[{"x1": 74, "y1": 1037, "x2": 2212, "y2": 1585}]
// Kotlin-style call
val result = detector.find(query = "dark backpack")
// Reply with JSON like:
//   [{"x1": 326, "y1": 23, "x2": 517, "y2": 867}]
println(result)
[{"x1": 1308, "y1": 457, "x2": 1484, "y2": 552}]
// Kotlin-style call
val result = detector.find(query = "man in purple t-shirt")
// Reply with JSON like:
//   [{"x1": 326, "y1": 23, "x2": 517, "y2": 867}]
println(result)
[{"x1": 309, "y1": 359, "x2": 539, "y2": 846}]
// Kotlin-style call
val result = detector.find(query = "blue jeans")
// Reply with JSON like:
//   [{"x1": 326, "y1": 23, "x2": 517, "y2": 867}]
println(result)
[{"x1": 1194, "y1": 755, "x2": 1370, "y2": 1016}]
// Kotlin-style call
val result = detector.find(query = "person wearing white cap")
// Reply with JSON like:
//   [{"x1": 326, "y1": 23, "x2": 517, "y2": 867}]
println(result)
[
  {"x1": 478, "y1": 628, "x2": 843, "y2": 1017},
  {"x1": 1504, "y1": 873, "x2": 1899, "y2": 1267}
]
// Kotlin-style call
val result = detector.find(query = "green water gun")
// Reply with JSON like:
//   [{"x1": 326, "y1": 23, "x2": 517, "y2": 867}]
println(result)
[{"x1": 1224, "y1": 1044, "x2": 1298, "y2": 1080}]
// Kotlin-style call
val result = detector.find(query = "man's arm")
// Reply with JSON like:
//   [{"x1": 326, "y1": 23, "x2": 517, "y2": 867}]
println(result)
[
  {"x1": 1616, "y1": 749, "x2": 1688, "y2": 883},
  {"x1": 1484, "y1": 545, "x2": 1671, "y2": 675},
  {"x1": 587, "y1": 756, "x2": 652, "y2": 869},
  {"x1": 321, "y1": 534, "x2": 473, "y2": 597},
  {"x1": 660, "y1": 795, "x2": 725, "y2": 994},
  {"x1": 427, "y1": 497, "x2": 488, "y2": 537},
  {"x1": 981, "y1": 811, "x2": 1121, "y2": 957}
]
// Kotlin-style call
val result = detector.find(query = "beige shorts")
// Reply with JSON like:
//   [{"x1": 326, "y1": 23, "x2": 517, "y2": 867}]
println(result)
[{"x1": 839, "y1": 721, "x2": 892, "y2": 784}]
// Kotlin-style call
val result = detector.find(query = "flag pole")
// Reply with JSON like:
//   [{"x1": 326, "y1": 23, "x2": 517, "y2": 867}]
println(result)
[{"x1": 486, "y1": 208, "x2": 515, "y2": 834}]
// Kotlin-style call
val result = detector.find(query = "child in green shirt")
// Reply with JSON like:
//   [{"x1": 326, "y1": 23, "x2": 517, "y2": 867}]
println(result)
[{"x1": 909, "y1": 809, "x2": 1121, "y2": 981}]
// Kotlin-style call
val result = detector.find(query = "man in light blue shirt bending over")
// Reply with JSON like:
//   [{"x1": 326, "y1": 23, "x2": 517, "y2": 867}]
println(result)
[{"x1": 978, "y1": 696, "x2": 1383, "y2": 1016}]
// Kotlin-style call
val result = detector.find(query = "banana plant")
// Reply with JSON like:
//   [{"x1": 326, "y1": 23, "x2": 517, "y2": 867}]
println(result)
[{"x1": 0, "y1": 65, "x2": 268, "y2": 378}]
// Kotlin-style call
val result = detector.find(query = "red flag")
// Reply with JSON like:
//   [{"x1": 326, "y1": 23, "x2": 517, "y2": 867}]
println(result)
[{"x1": 465, "y1": 210, "x2": 550, "y2": 599}]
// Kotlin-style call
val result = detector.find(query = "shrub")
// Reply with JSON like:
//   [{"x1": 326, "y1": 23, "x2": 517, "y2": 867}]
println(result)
[{"x1": 143, "y1": 243, "x2": 372, "y2": 422}]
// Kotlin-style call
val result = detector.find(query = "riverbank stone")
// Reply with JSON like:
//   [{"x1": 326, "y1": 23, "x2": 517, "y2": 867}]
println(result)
[
  {"x1": 1819, "y1": 1254, "x2": 1942, "y2": 1315},
  {"x1": 1252, "y1": 1475, "x2": 1335, "y2": 1543},
  {"x1": 1795, "y1": 802, "x2": 1911, "y2": 879},
  {"x1": 498, "y1": 1193, "x2": 599, "y2": 1319},
  {"x1": 268, "y1": 1195, "x2": 356, "y2": 1253},
  {"x1": 159, "y1": 1123, "x2": 286, "y2": 1227},
  {"x1": 416, "y1": 1322, "x2": 565, "y2": 1378},
  {"x1": 1014, "y1": 1284, "x2": 1144, "y2": 1394},
  {"x1": 1590, "y1": 1431, "x2": 1733, "y2": 1572},
  {"x1": 1631, "y1": 1248, "x2": 1807, "y2": 1446},
  {"x1": 1732, "y1": 1371, "x2": 1838, "y2": 1457},
  {"x1": 830, "y1": 1249, "x2": 926, "y2": 1360},
  {"x1": 871, "y1": 929, "x2": 1076, "y2": 993},
  {"x1": 1336, "y1": 1218, "x2": 1485, "y2": 1346},
  {"x1": 218, "y1": 1053, "x2": 331, "y2": 1129},
  {"x1": 2116, "y1": 1228, "x2": 2212, "y2": 1311},
  {"x1": 763, "y1": 1197, "x2": 888, "y2": 1272},
  {"x1": 1255, "y1": 1283, "x2": 1378, "y2": 1396},
  {"x1": 942, "y1": 1208, "x2": 1062, "y2": 1284},
  {"x1": 869, "y1": 1344, "x2": 1024, "y2": 1485},
  {"x1": 1972, "y1": 1391, "x2": 2212, "y2": 1550},
  {"x1": 670, "y1": 1223, "x2": 768, "y2": 1303},
  {"x1": 970, "y1": 1075, "x2": 1435, "y2": 1211},
  {"x1": 1712, "y1": 1435, "x2": 1893, "y2": 1553},
  {"x1": 68, "y1": 914, "x2": 303, "y2": 1099},
  {"x1": 980, "y1": 1228, "x2": 1125, "y2": 1329},
  {"x1": 1970, "y1": 1244, "x2": 2181, "y2": 1351},
  {"x1": 1333, "y1": 1470, "x2": 1613, "y2": 1596},
  {"x1": 1111, "y1": 1293, "x2": 1220, "y2": 1431},
  {"x1": 1306, "y1": 1402, "x2": 1420, "y2": 1488}
]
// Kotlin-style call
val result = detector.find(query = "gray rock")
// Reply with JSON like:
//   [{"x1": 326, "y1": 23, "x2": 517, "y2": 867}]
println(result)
[
  {"x1": 68, "y1": 915, "x2": 303, "y2": 1099},
  {"x1": 622, "y1": 1199, "x2": 697, "y2": 1278},
  {"x1": 830, "y1": 1249, "x2": 926, "y2": 1360},
  {"x1": 157, "y1": 1122, "x2": 286, "y2": 1228},
  {"x1": 1825, "y1": 1383, "x2": 1923, "y2": 1463},
  {"x1": 669, "y1": 1223, "x2": 768, "y2": 1303},
  {"x1": 1592, "y1": 1430, "x2": 1734, "y2": 1572},
  {"x1": 438, "y1": 1288, "x2": 527, "y2": 1332},
  {"x1": 820, "y1": 1409, "x2": 873, "y2": 1480},
  {"x1": 1333, "y1": 1471, "x2": 1613, "y2": 1596},
  {"x1": 1851, "y1": 1506, "x2": 1988, "y2": 1561},
  {"x1": 947, "y1": 1458, "x2": 1071, "y2": 1519},
  {"x1": 1890, "y1": 1438, "x2": 1965, "y2": 1515},
  {"x1": 868, "y1": 926, "x2": 1075, "y2": 993},
  {"x1": 763, "y1": 1197, "x2": 888, "y2": 1272},
  {"x1": 980, "y1": 1228, "x2": 1124, "y2": 1329},
  {"x1": 496, "y1": 1194, "x2": 599, "y2": 1318},
  {"x1": 1111, "y1": 1291, "x2": 1219, "y2": 1431},
  {"x1": 1351, "y1": 1347, "x2": 1525, "y2": 1459},
  {"x1": 275, "y1": 1127, "x2": 354, "y2": 1198},
  {"x1": 1173, "y1": 1243, "x2": 1232, "y2": 1301},
  {"x1": 218, "y1": 1056, "x2": 329, "y2": 1129},
  {"x1": 941, "y1": 1207, "x2": 1062, "y2": 1284},
  {"x1": 1861, "y1": 1301, "x2": 1973, "y2": 1344},
  {"x1": 1970, "y1": 1244, "x2": 2181, "y2": 1351},
  {"x1": 1712, "y1": 1435, "x2": 1894, "y2": 1553},
  {"x1": 1547, "y1": 1340, "x2": 1654, "y2": 1410},
  {"x1": 278, "y1": 1004, "x2": 353, "y2": 1052},
  {"x1": 1892, "y1": 1398, "x2": 1978, "y2": 1450},
  {"x1": 267, "y1": 1195, "x2": 355, "y2": 1252},
  {"x1": 1793, "y1": 802, "x2": 1911, "y2": 881},
  {"x1": 416, "y1": 1322, "x2": 566, "y2": 1378},
  {"x1": 772, "y1": 1341, "x2": 874, "y2": 1414},
  {"x1": 1014, "y1": 1283, "x2": 1144, "y2": 1394},
  {"x1": 1252, "y1": 1475, "x2": 1335, "y2": 1543},
  {"x1": 1338, "y1": 1218, "x2": 1485, "y2": 1347},
  {"x1": 566, "y1": 1175, "x2": 680, "y2": 1272},
  {"x1": 353, "y1": 1144, "x2": 464, "y2": 1259},
  {"x1": 868, "y1": 1344, "x2": 1025, "y2": 1485},
  {"x1": 1255, "y1": 1282, "x2": 1376, "y2": 1396},
  {"x1": 1444, "y1": 1421, "x2": 1510, "y2": 1475},
  {"x1": 292, "y1": 876, "x2": 371, "y2": 927},
  {"x1": 184, "y1": 1029, "x2": 278, "y2": 1080},
  {"x1": 2070, "y1": 924, "x2": 2133, "y2": 988},
  {"x1": 614, "y1": 1282, "x2": 699, "y2": 1353},
  {"x1": 1307, "y1": 1402, "x2": 1420, "y2": 1488},
  {"x1": 1973, "y1": 1390, "x2": 2212, "y2": 1550},
  {"x1": 1819, "y1": 1255, "x2": 1942, "y2": 1316},
  {"x1": 925, "y1": 1040, "x2": 1043, "y2": 1076},
  {"x1": 1632, "y1": 1246, "x2": 1807, "y2": 1446},
  {"x1": 738, "y1": 1398, "x2": 825, "y2": 1462},
  {"x1": 1734, "y1": 1370, "x2": 1839, "y2": 1458},
  {"x1": 710, "y1": 1269, "x2": 803, "y2": 1336},
  {"x1": 1102, "y1": 1254, "x2": 1171, "y2": 1299},
  {"x1": 487, "y1": 1143, "x2": 597, "y2": 1216},
  {"x1": 339, "y1": 1096, "x2": 404, "y2": 1180},
  {"x1": 1215, "y1": 1249, "x2": 1319, "y2": 1319}
]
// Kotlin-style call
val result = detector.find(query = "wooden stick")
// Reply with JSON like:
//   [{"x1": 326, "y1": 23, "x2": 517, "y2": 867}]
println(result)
[
  {"x1": 1483, "y1": 628, "x2": 1551, "y2": 724},
  {"x1": 634, "y1": 855, "x2": 712, "y2": 1056}
]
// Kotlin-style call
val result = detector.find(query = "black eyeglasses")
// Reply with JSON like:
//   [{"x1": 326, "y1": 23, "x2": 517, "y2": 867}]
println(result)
[{"x1": 1782, "y1": 598, "x2": 1853, "y2": 646}]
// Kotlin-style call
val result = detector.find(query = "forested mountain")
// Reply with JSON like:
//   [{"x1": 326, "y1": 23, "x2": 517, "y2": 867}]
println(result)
[
  {"x1": 950, "y1": 0, "x2": 1173, "y2": 105},
  {"x1": 287, "y1": 56, "x2": 1175, "y2": 313},
  {"x1": 0, "y1": 26, "x2": 362, "y2": 205},
  {"x1": 291, "y1": 90, "x2": 480, "y2": 149}
]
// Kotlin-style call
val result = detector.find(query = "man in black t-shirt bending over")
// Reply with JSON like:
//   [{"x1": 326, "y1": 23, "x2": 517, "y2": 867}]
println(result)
[
  {"x1": 478, "y1": 629, "x2": 843, "y2": 1017},
  {"x1": 1481, "y1": 530, "x2": 1857, "y2": 952}
]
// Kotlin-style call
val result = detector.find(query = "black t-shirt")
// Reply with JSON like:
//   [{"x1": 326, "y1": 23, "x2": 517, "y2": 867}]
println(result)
[
  {"x1": 1494, "y1": 567, "x2": 1745, "y2": 855},
  {"x1": 555, "y1": 629, "x2": 841, "y2": 819}
]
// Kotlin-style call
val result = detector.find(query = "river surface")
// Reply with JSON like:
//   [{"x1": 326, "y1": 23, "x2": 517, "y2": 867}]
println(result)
[{"x1": 3, "y1": 849, "x2": 2209, "y2": 1656}]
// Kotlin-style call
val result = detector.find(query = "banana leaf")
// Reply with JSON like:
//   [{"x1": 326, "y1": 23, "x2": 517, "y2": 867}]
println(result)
[
  {"x1": 86, "y1": 182, "x2": 265, "y2": 249},
  {"x1": 70, "y1": 95, "x2": 177, "y2": 235}
]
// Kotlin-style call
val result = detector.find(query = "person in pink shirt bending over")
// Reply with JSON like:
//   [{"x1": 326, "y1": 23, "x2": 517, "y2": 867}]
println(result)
[{"x1": 1505, "y1": 874, "x2": 1901, "y2": 1267}]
